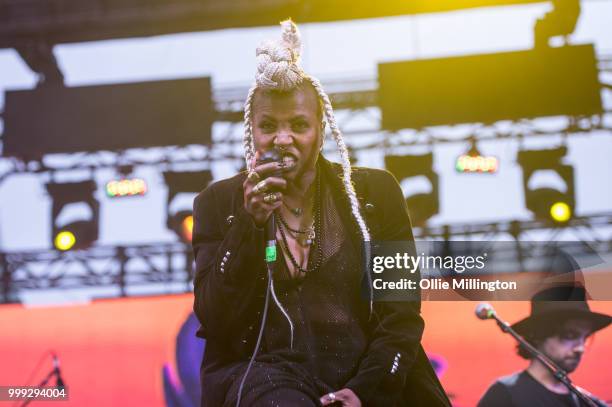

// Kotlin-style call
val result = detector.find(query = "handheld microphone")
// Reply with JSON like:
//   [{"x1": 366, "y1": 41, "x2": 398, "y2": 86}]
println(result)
[
  {"x1": 236, "y1": 150, "x2": 284, "y2": 406},
  {"x1": 257, "y1": 150, "x2": 283, "y2": 176},
  {"x1": 475, "y1": 302, "x2": 496, "y2": 320},
  {"x1": 256, "y1": 150, "x2": 281, "y2": 263}
]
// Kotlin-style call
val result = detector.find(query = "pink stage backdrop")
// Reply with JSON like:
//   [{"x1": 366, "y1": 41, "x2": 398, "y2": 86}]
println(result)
[{"x1": 1, "y1": 294, "x2": 610, "y2": 406}]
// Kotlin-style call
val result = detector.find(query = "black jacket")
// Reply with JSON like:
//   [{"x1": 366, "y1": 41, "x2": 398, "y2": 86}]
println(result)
[{"x1": 192, "y1": 156, "x2": 451, "y2": 406}]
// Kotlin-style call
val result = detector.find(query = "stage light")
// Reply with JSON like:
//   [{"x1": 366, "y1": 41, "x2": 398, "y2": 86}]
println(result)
[
  {"x1": 550, "y1": 202, "x2": 571, "y2": 223},
  {"x1": 46, "y1": 180, "x2": 100, "y2": 250},
  {"x1": 106, "y1": 178, "x2": 147, "y2": 198},
  {"x1": 167, "y1": 210, "x2": 194, "y2": 243},
  {"x1": 518, "y1": 146, "x2": 575, "y2": 224},
  {"x1": 385, "y1": 153, "x2": 439, "y2": 227},
  {"x1": 54, "y1": 231, "x2": 76, "y2": 251},
  {"x1": 182, "y1": 215, "x2": 194, "y2": 238},
  {"x1": 168, "y1": 211, "x2": 195, "y2": 243},
  {"x1": 163, "y1": 171, "x2": 212, "y2": 243},
  {"x1": 456, "y1": 155, "x2": 498, "y2": 173},
  {"x1": 456, "y1": 139, "x2": 498, "y2": 174}
]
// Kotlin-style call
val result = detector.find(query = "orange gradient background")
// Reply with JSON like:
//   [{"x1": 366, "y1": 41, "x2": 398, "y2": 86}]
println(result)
[{"x1": 0, "y1": 295, "x2": 610, "y2": 406}]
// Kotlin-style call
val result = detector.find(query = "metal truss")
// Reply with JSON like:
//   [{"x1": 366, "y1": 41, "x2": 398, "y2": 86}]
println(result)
[
  {"x1": 417, "y1": 212, "x2": 612, "y2": 241},
  {"x1": 0, "y1": 76, "x2": 611, "y2": 181},
  {"x1": 1, "y1": 243, "x2": 194, "y2": 303},
  {"x1": 2, "y1": 213, "x2": 611, "y2": 303}
]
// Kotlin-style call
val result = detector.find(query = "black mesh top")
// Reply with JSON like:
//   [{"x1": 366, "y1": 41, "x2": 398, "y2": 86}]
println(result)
[{"x1": 260, "y1": 175, "x2": 370, "y2": 390}]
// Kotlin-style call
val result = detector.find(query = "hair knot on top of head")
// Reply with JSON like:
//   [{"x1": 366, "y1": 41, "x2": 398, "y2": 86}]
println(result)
[{"x1": 255, "y1": 19, "x2": 304, "y2": 91}]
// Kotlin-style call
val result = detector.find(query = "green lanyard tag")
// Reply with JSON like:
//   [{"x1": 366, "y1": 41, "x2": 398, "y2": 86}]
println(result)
[{"x1": 265, "y1": 246, "x2": 277, "y2": 262}]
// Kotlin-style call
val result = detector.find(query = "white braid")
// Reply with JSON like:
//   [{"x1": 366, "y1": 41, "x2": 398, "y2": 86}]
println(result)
[
  {"x1": 280, "y1": 19, "x2": 302, "y2": 57},
  {"x1": 243, "y1": 84, "x2": 257, "y2": 171},
  {"x1": 307, "y1": 76, "x2": 371, "y2": 243}
]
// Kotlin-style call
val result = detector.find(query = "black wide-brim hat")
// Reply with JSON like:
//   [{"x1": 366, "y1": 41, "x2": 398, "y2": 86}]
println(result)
[{"x1": 511, "y1": 285, "x2": 612, "y2": 336}]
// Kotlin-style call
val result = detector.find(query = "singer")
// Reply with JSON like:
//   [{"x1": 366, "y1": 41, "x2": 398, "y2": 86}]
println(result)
[
  {"x1": 191, "y1": 20, "x2": 450, "y2": 407},
  {"x1": 478, "y1": 286, "x2": 611, "y2": 407}
]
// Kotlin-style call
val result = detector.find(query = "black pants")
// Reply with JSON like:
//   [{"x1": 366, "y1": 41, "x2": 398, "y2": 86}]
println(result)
[{"x1": 222, "y1": 359, "x2": 330, "y2": 407}]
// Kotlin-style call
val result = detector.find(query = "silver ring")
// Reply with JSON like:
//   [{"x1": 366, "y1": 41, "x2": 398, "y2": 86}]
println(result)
[
  {"x1": 328, "y1": 392, "x2": 336, "y2": 401},
  {"x1": 253, "y1": 180, "x2": 267, "y2": 194},
  {"x1": 247, "y1": 170, "x2": 260, "y2": 183},
  {"x1": 263, "y1": 193, "x2": 278, "y2": 204}
]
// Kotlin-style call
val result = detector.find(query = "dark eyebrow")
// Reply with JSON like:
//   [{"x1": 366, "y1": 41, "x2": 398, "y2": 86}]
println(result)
[{"x1": 259, "y1": 114, "x2": 311, "y2": 121}]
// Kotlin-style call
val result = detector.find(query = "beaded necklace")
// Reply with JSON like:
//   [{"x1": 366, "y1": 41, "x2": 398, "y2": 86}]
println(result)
[{"x1": 277, "y1": 171, "x2": 322, "y2": 274}]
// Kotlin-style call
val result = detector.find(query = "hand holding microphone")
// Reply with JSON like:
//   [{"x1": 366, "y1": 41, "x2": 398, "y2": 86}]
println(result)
[{"x1": 243, "y1": 150, "x2": 294, "y2": 228}]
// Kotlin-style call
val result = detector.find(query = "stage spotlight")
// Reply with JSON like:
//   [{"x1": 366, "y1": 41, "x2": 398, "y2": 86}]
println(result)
[
  {"x1": 456, "y1": 139, "x2": 498, "y2": 174},
  {"x1": 167, "y1": 210, "x2": 195, "y2": 243},
  {"x1": 385, "y1": 153, "x2": 439, "y2": 227},
  {"x1": 54, "y1": 231, "x2": 76, "y2": 251},
  {"x1": 517, "y1": 146, "x2": 575, "y2": 224},
  {"x1": 106, "y1": 178, "x2": 147, "y2": 198},
  {"x1": 163, "y1": 171, "x2": 212, "y2": 243},
  {"x1": 182, "y1": 215, "x2": 194, "y2": 237},
  {"x1": 53, "y1": 220, "x2": 99, "y2": 251},
  {"x1": 46, "y1": 180, "x2": 100, "y2": 250},
  {"x1": 550, "y1": 202, "x2": 571, "y2": 223}
]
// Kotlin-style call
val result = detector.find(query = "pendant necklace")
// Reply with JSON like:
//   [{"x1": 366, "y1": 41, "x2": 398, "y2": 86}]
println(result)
[
  {"x1": 277, "y1": 171, "x2": 322, "y2": 274},
  {"x1": 278, "y1": 211, "x2": 315, "y2": 246},
  {"x1": 283, "y1": 201, "x2": 303, "y2": 217},
  {"x1": 283, "y1": 186, "x2": 315, "y2": 218}
]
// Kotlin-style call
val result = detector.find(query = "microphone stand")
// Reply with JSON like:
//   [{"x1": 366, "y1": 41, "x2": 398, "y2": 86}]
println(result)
[
  {"x1": 19, "y1": 356, "x2": 65, "y2": 407},
  {"x1": 483, "y1": 308, "x2": 599, "y2": 407}
]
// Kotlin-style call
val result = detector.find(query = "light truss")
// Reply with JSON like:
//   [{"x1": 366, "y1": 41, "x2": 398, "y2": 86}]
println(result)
[
  {"x1": 0, "y1": 77, "x2": 610, "y2": 181},
  {"x1": 1, "y1": 213, "x2": 611, "y2": 303}
]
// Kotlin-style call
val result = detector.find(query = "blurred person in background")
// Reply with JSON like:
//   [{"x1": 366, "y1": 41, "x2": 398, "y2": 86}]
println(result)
[{"x1": 478, "y1": 286, "x2": 610, "y2": 407}]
